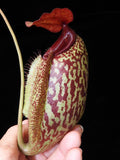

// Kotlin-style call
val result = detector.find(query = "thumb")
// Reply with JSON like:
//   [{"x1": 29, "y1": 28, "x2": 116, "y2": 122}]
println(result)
[
  {"x1": 0, "y1": 120, "x2": 29, "y2": 148},
  {"x1": 0, "y1": 124, "x2": 18, "y2": 148}
]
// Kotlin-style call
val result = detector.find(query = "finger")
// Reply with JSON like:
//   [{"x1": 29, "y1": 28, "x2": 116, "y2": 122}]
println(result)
[
  {"x1": 74, "y1": 125, "x2": 84, "y2": 133},
  {"x1": 66, "y1": 148, "x2": 83, "y2": 160},
  {"x1": 47, "y1": 125, "x2": 83, "y2": 160},
  {"x1": 0, "y1": 124, "x2": 20, "y2": 159},
  {"x1": 22, "y1": 120, "x2": 29, "y2": 143},
  {"x1": 0, "y1": 125, "x2": 18, "y2": 148},
  {"x1": 59, "y1": 125, "x2": 83, "y2": 156},
  {"x1": 43, "y1": 143, "x2": 58, "y2": 158},
  {"x1": 0, "y1": 120, "x2": 29, "y2": 151}
]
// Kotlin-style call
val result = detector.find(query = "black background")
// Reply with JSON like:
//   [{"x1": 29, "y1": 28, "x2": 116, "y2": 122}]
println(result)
[{"x1": 0, "y1": 1, "x2": 119, "y2": 159}]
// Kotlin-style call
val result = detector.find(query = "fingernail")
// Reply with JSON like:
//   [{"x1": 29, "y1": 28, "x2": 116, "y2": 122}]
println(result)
[
  {"x1": 80, "y1": 125, "x2": 84, "y2": 133},
  {"x1": 75, "y1": 125, "x2": 84, "y2": 134}
]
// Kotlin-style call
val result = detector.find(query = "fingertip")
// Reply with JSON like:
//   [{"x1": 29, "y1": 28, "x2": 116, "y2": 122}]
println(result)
[
  {"x1": 3, "y1": 125, "x2": 18, "y2": 139},
  {"x1": 0, "y1": 125, "x2": 18, "y2": 148},
  {"x1": 22, "y1": 119, "x2": 28, "y2": 125},
  {"x1": 80, "y1": 125, "x2": 84, "y2": 133},
  {"x1": 22, "y1": 120, "x2": 29, "y2": 143},
  {"x1": 74, "y1": 125, "x2": 84, "y2": 134}
]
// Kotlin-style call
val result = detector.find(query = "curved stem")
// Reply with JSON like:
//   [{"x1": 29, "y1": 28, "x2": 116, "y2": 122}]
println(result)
[{"x1": 0, "y1": 9, "x2": 25, "y2": 147}]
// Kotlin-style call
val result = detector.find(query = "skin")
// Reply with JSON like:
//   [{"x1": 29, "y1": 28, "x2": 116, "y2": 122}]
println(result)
[{"x1": 0, "y1": 120, "x2": 83, "y2": 160}]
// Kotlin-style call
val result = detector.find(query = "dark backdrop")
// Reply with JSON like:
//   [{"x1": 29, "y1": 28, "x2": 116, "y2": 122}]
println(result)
[{"x1": 0, "y1": 1, "x2": 118, "y2": 159}]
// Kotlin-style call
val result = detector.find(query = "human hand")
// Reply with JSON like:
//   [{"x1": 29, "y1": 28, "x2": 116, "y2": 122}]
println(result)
[{"x1": 0, "y1": 120, "x2": 83, "y2": 160}]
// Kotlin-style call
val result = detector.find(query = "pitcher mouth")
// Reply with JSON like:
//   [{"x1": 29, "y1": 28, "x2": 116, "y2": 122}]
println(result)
[{"x1": 43, "y1": 24, "x2": 76, "y2": 59}]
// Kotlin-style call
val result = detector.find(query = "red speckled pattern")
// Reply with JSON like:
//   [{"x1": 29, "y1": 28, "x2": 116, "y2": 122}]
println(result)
[{"x1": 28, "y1": 35, "x2": 88, "y2": 153}]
